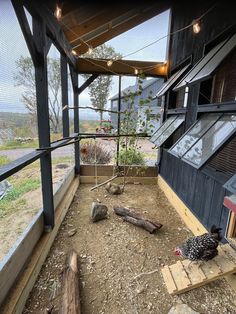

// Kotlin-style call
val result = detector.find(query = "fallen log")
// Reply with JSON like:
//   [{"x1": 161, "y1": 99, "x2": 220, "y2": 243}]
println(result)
[
  {"x1": 113, "y1": 206, "x2": 162, "y2": 233},
  {"x1": 60, "y1": 250, "x2": 80, "y2": 314}
]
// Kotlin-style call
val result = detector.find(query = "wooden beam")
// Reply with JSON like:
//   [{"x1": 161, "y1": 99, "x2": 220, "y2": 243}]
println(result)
[
  {"x1": 61, "y1": 54, "x2": 70, "y2": 137},
  {"x1": 77, "y1": 74, "x2": 99, "y2": 94},
  {"x1": 11, "y1": 0, "x2": 39, "y2": 66},
  {"x1": 33, "y1": 17, "x2": 54, "y2": 229},
  {"x1": 23, "y1": 0, "x2": 76, "y2": 68},
  {"x1": 76, "y1": 58, "x2": 167, "y2": 77}
]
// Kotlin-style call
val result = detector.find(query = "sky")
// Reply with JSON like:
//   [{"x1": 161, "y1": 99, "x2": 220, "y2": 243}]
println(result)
[{"x1": 0, "y1": 0, "x2": 170, "y2": 120}]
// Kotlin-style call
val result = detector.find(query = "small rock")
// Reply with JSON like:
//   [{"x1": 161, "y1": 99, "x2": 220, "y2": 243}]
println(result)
[
  {"x1": 91, "y1": 202, "x2": 108, "y2": 222},
  {"x1": 56, "y1": 163, "x2": 69, "y2": 169},
  {"x1": 68, "y1": 229, "x2": 77, "y2": 237},
  {"x1": 168, "y1": 303, "x2": 199, "y2": 314},
  {"x1": 105, "y1": 182, "x2": 123, "y2": 195}
]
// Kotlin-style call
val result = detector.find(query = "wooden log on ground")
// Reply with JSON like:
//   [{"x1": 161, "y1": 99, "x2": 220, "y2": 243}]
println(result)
[
  {"x1": 60, "y1": 250, "x2": 80, "y2": 314},
  {"x1": 113, "y1": 206, "x2": 162, "y2": 233}
]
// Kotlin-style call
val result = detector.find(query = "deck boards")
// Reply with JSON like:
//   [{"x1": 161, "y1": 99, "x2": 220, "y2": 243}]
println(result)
[{"x1": 161, "y1": 244, "x2": 236, "y2": 295}]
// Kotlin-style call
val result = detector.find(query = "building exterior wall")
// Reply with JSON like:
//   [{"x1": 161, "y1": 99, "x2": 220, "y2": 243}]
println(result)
[{"x1": 160, "y1": 0, "x2": 236, "y2": 237}]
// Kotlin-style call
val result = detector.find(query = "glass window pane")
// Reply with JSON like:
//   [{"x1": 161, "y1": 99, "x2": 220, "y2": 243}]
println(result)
[
  {"x1": 150, "y1": 115, "x2": 177, "y2": 143},
  {"x1": 154, "y1": 115, "x2": 185, "y2": 147},
  {"x1": 183, "y1": 114, "x2": 236, "y2": 167},
  {"x1": 170, "y1": 113, "x2": 221, "y2": 157}
]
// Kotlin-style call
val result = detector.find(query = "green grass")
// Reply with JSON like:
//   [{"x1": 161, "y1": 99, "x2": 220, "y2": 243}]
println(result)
[
  {"x1": 0, "y1": 177, "x2": 40, "y2": 217},
  {"x1": 0, "y1": 155, "x2": 10, "y2": 167},
  {"x1": 0, "y1": 139, "x2": 39, "y2": 150}
]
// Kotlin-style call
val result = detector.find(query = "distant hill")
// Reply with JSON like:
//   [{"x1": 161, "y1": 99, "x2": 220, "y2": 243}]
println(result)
[{"x1": 0, "y1": 112, "x2": 32, "y2": 128}]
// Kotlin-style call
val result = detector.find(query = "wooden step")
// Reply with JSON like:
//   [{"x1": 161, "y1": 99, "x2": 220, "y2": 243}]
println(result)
[{"x1": 161, "y1": 244, "x2": 236, "y2": 295}]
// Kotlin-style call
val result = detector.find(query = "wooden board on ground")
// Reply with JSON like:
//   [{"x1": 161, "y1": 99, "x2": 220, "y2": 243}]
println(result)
[{"x1": 161, "y1": 244, "x2": 236, "y2": 295}]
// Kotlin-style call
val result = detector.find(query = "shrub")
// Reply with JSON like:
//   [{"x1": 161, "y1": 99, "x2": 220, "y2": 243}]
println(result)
[
  {"x1": 118, "y1": 148, "x2": 145, "y2": 165},
  {"x1": 80, "y1": 140, "x2": 112, "y2": 164}
]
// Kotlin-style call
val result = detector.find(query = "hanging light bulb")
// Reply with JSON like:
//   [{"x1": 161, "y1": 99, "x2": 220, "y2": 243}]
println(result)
[
  {"x1": 87, "y1": 46, "x2": 93, "y2": 55},
  {"x1": 71, "y1": 49, "x2": 78, "y2": 56},
  {"x1": 54, "y1": 5, "x2": 62, "y2": 20},
  {"x1": 134, "y1": 68, "x2": 139, "y2": 75},
  {"x1": 107, "y1": 60, "x2": 113, "y2": 67},
  {"x1": 192, "y1": 19, "x2": 201, "y2": 34}
]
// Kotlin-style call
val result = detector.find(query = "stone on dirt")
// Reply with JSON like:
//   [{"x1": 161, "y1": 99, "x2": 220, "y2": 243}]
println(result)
[
  {"x1": 105, "y1": 182, "x2": 123, "y2": 195},
  {"x1": 68, "y1": 228, "x2": 77, "y2": 237},
  {"x1": 91, "y1": 202, "x2": 108, "y2": 222},
  {"x1": 168, "y1": 303, "x2": 199, "y2": 314}
]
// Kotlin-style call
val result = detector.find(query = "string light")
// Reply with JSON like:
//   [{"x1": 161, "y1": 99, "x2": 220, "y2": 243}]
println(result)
[
  {"x1": 54, "y1": 5, "x2": 62, "y2": 20},
  {"x1": 54, "y1": 3, "x2": 216, "y2": 76},
  {"x1": 192, "y1": 19, "x2": 201, "y2": 34},
  {"x1": 107, "y1": 60, "x2": 113, "y2": 67},
  {"x1": 71, "y1": 49, "x2": 78, "y2": 56},
  {"x1": 87, "y1": 46, "x2": 93, "y2": 55}
]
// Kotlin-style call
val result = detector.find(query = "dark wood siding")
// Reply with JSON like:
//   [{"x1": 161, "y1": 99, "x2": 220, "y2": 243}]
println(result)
[
  {"x1": 176, "y1": 88, "x2": 185, "y2": 108},
  {"x1": 212, "y1": 48, "x2": 236, "y2": 103},
  {"x1": 208, "y1": 136, "x2": 236, "y2": 175},
  {"x1": 160, "y1": 149, "x2": 230, "y2": 237}
]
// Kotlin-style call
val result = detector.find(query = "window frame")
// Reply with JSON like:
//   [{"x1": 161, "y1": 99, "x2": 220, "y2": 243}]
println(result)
[
  {"x1": 149, "y1": 114, "x2": 185, "y2": 147},
  {"x1": 169, "y1": 113, "x2": 236, "y2": 169}
]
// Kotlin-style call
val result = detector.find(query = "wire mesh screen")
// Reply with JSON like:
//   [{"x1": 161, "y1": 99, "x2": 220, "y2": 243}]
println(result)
[{"x1": 0, "y1": 1, "x2": 38, "y2": 145}]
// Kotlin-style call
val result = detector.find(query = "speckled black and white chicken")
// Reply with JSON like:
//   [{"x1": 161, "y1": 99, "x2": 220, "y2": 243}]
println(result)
[{"x1": 174, "y1": 225, "x2": 222, "y2": 262}]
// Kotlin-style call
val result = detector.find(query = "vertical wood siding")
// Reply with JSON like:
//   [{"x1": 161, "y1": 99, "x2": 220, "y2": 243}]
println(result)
[{"x1": 160, "y1": 149, "x2": 230, "y2": 237}]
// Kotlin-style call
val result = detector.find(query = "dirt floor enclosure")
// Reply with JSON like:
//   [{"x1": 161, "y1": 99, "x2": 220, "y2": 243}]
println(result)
[{"x1": 23, "y1": 184, "x2": 236, "y2": 314}]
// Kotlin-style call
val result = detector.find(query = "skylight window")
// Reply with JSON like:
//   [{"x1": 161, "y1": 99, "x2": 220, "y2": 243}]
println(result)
[
  {"x1": 169, "y1": 113, "x2": 236, "y2": 169},
  {"x1": 150, "y1": 115, "x2": 185, "y2": 147}
]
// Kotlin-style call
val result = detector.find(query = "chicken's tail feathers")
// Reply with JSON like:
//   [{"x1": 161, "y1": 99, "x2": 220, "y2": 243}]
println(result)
[{"x1": 210, "y1": 224, "x2": 222, "y2": 241}]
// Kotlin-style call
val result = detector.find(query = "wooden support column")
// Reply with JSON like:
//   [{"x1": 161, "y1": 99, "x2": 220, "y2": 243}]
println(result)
[
  {"x1": 72, "y1": 69, "x2": 80, "y2": 174},
  {"x1": 61, "y1": 54, "x2": 70, "y2": 137},
  {"x1": 116, "y1": 75, "x2": 122, "y2": 166},
  {"x1": 33, "y1": 17, "x2": 54, "y2": 230}
]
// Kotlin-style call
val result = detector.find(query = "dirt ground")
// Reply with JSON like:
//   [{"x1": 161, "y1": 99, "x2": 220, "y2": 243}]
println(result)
[{"x1": 23, "y1": 184, "x2": 236, "y2": 314}]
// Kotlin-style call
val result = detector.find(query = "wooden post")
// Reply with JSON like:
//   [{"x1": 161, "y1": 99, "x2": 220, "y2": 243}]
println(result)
[
  {"x1": 116, "y1": 75, "x2": 122, "y2": 166},
  {"x1": 61, "y1": 54, "x2": 70, "y2": 137},
  {"x1": 60, "y1": 250, "x2": 80, "y2": 314},
  {"x1": 33, "y1": 17, "x2": 54, "y2": 230},
  {"x1": 70, "y1": 67, "x2": 80, "y2": 174}
]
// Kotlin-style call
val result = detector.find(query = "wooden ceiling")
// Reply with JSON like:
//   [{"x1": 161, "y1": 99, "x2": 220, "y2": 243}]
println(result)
[
  {"x1": 41, "y1": 0, "x2": 171, "y2": 76},
  {"x1": 59, "y1": 1, "x2": 170, "y2": 55}
]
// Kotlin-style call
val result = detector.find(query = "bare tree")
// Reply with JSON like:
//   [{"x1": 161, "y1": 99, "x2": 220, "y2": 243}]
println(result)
[
  {"x1": 14, "y1": 56, "x2": 62, "y2": 133},
  {"x1": 82, "y1": 44, "x2": 121, "y2": 125}
]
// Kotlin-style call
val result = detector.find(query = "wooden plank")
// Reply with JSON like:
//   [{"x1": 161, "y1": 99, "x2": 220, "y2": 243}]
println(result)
[
  {"x1": 77, "y1": 74, "x2": 99, "y2": 94},
  {"x1": 182, "y1": 260, "x2": 207, "y2": 284},
  {"x1": 0, "y1": 211, "x2": 44, "y2": 307},
  {"x1": 76, "y1": 58, "x2": 166, "y2": 77},
  {"x1": 220, "y1": 244, "x2": 236, "y2": 261},
  {"x1": 169, "y1": 261, "x2": 191, "y2": 290},
  {"x1": 0, "y1": 176, "x2": 79, "y2": 314},
  {"x1": 227, "y1": 212, "x2": 236, "y2": 238},
  {"x1": 157, "y1": 175, "x2": 207, "y2": 235},
  {"x1": 161, "y1": 266, "x2": 177, "y2": 294},
  {"x1": 80, "y1": 176, "x2": 157, "y2": 185},
  {"x1": 201, "y1": 260, "x2": 223, "y2": 278},
  {"x1": 80, "y1": 165, "x2": 157, "y2": 177},
  {"x1": 214, "y1": 255, "x2": 236, "y2": 273}
]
